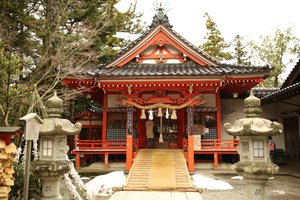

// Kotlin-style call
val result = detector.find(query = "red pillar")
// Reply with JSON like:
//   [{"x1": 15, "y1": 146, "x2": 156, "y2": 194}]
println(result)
[
  {"x1": 126, "y1": 135, "x2": 133, "y2": 171},
  {"x1": 75, "y1": 153, "x2": 80, "y2": 169},
  {"x1": 214, "y1": 152, "x2": 219, "y2": 168},
  {"x1": 126, "y1": 96, "x2": 134, "y2": 171},
  {"x1": 187, "y1": 106, "x2": 194, "y2": 172},
  {"x1": 104, "y1": 152, "x2": 109, "y2": 168},
  {"x1": 188, "y1": 135, "x2": 194, "y2": 172}
]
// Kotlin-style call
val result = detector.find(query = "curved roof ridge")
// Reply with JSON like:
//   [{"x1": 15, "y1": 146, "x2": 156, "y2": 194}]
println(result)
[{"x1": 281, "y1": 58, "x2": 300, "y2": 88}]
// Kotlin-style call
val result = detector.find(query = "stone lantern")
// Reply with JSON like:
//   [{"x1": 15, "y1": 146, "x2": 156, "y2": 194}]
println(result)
[
  {"x1": 32, "y1": 91, "x2": 81, "y2": 200},
  {"x1": 224, "y1": 91, "x2": 283, "y2": 200}
]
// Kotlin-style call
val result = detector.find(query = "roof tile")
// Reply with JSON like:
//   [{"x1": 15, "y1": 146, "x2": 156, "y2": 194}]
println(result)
[{"x1": 87, "y1": 63, "x2": 268, "y2": 78}]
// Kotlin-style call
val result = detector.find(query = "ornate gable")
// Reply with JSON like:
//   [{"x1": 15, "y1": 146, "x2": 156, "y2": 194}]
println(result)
[{"x1": 105, "y1": 9, "x2": 219, "y2": 68}]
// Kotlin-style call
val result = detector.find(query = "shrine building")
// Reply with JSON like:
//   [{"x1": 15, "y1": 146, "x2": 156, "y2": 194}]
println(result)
[{"x1": 63, "y1": 9, "x2": 269, "y2": 172}]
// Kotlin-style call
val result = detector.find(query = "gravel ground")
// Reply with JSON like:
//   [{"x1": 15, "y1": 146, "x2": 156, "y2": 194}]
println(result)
[
  {"x1": 200, "y1": 174, "x2": 300, "y2": 200},
  {"x1": 60, "y1": 170, "x2": 300, "y2": 200}
]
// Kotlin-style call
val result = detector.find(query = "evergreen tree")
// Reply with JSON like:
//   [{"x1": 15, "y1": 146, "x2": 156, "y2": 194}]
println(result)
[
  {"x1": 250, "y1": 28, "x2": 300, "y2": 87},
  {"x1": 200, "y1": 13, "x2": 232, "y2": 61},
  {"x1": 232, "y1": 35, "x2": 250, "y2": 65},
  {"x1": 0, "y1": 0, "x2": 144, "y2": 126}
]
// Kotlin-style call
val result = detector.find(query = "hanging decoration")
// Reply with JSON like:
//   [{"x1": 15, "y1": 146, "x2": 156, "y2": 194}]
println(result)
[
  {"x1": 171, "y1": 109, "x2": 177, "y2": 119},
  {"x1": 64, "y1": 156, "x2": 93, "y2": 200},
  {"x1": 165, "y1": 108, "x2": 170, "y2": 119},
  {"x1": 64, "y1": 173, "x2": 84, "y2": 200},
  {"x1": 32, "y1": 139, "x2": 39, "y2": 161},
  {"x1": 22, "y1": 140, "x2": 27, "y2": 166},
  {"x1": 158, "y1": 107, "x2": 163, "y2": 117},
  {"x1": 121, "y1": 94, "x2": 204, "y2": 110},
  {"x1": 148, "y1": 109, "x2": 154, "y2": 120},
  {"x1": 140, "y1": 109, "x2": 147, "y2": 119}
]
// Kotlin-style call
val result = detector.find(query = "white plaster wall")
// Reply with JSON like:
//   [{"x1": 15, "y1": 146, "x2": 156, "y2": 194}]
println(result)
[
  {"x1": 221, "y1": 99, "x2": 244, "y2": 140},
  {"x1": 165, "y1": 44, "x2": 181, "y2": 54},
  {"x1": 261, "y1": 103, "x2": 285, "y2": 150},
  {"x1": 261, "y1": 95, "x2": 300, "y2": 151},
  {"x1": 220, "y1": 99, "x2": 286, "y2": 150}
]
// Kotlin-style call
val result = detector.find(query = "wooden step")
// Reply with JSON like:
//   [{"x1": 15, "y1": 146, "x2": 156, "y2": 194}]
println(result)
[{"x1": 123, "y1": 149, "x2": 194, "y2": 191}]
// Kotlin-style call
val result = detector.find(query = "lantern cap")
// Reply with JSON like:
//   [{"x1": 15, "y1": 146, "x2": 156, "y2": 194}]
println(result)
[
  {"x1": 244, "y1": 90, "x2": 262, "y2": 117},
  {"x1": 46, "y1": 90, "x2": 63, "y2": 117}
]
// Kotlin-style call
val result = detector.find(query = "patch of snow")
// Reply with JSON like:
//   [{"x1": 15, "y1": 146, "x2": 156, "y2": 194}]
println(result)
[
  {"x1": 272, "y1": 190, "x2": 285, "y2": 195},
  {"x1": 231, "y1": 176, "x2": 243, "y2": 180},
  {"x1": 193, "y1": 174, "x2": 233, "y2": 190},
  {"x1": 85, "y1": 171, "x2": 126, "y2": 198}
]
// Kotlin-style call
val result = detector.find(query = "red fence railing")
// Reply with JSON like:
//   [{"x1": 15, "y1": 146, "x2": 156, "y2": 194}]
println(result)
[
  {"x1": 74, "y1": 139, "x2": 139, "y2": 151},
  {"x1": 183, "y1": 138, "x2": 238, "y2": 151}
]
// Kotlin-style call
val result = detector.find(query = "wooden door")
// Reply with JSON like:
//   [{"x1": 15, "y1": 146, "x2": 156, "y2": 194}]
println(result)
[{"x1": 283, "y1": 117, "x2": 300, "y2": 162}]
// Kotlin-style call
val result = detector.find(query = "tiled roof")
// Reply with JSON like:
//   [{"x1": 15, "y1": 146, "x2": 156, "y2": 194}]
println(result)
[
  {"x1": 281, "y1": 59, "x2": 300, "y2": 88},
  {"x1": 87, "y1": 63, "x2": 268, "y2": 77},
  {"x1": 261, "y1": 81, "x2": 300, "y2": 104},
  {"x1": 0, "y1": 127, "x2": 20, "y2": 133},
  {"x1": 252, "y1": 88, "x2": 279, "y2": 98}
]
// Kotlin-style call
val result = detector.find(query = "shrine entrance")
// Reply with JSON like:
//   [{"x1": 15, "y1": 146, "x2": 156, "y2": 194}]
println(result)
[{"x1": 152, "y1": 116, "x2": 178, "y2": 149}]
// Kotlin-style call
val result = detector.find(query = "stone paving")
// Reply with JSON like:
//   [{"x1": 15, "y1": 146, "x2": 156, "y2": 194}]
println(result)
[
  {"x1": 70, "y1": 161, "x2": 300, "y2": 200},
  {"x1": 109, "y1": 191, "x2": 203, "y2": 200}
]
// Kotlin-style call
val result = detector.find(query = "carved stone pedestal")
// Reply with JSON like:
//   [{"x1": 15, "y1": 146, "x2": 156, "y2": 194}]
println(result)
[
  {"x1": 245, "y1": 179, "x2": 266, "y2": 200},
  {"x1": 32, "y1": 160, "x2": 71, "y2": 200},
  {"x1": 40, "y1": 177, "x2": 63, "y2": 200}
]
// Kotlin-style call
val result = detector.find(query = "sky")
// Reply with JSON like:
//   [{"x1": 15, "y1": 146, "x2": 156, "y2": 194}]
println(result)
[{"x1": 116, "y1": 0, "x2": 300, "y2": 79}]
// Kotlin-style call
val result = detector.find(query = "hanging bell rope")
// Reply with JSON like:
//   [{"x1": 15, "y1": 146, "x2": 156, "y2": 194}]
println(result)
[
  {"x1": 121, "y1": 94, "x2": 204, "y2": 110},
  {"x1": 157, "y1": 107, "x2": 163, "y2": 117}
]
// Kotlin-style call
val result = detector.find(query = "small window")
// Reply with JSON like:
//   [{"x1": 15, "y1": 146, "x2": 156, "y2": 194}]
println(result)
[
  {"x1": 253, "y1": 141, "x2": 264, "y2": 158},
  {"x1": 42, "y1": 140, "x2": 53, "y2": 157}
]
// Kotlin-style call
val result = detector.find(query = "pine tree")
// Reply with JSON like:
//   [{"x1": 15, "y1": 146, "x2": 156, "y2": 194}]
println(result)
[
  {"x1": 200, "y1": 13, "x2": 232, "y2": 61},
  {"x1": 232, "y1": 35, "x2": 250, "y2": 65}
]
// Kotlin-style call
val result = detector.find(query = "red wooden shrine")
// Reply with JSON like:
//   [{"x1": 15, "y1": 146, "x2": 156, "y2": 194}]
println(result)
[{"x1": 63, "y1": 9, "x2": 269, "y2": 171}]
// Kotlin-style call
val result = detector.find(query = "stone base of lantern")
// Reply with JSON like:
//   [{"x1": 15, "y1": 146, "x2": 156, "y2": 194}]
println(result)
[
  {"x1": 244, "y1": 179, "x2": 266, "y2": 200},
  {"x1": 40, "y1": 176, "x2": 63, "y2": 200},
  {"x1": 233, "y1": 161, "x2": 280, "y2": 200},
  {"x1": 233, "y1": 161, "x2": 279, "y2": 179},
  {"x1": 32, "y1": 160, "x2": 71, "y2": 200}
]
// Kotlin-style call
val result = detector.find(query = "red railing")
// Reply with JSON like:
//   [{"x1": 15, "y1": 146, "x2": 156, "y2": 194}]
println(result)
[
  {"x1": 201, "y1": 139, "x2": 239, "y2": 150},
  {"x1": 74, "y1": 139, "x2": 139, "y2": 151},
  {"x1": 183, "y1": 138, "x2": 238, "y2": 151}
]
